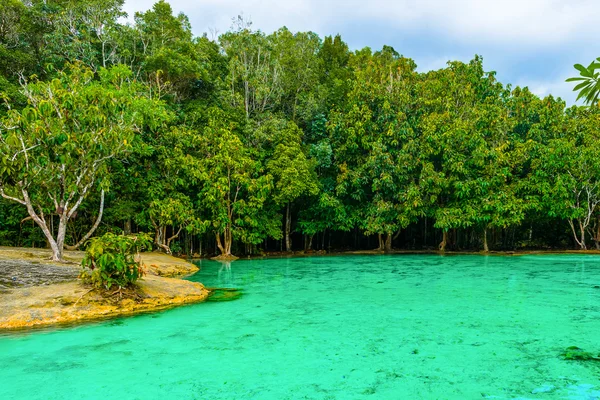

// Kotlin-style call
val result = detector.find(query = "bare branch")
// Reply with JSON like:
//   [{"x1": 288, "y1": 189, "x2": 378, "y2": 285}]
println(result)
[
  {"x1": 65, "y1": 190, "x2": 105, "y2": 250},
  {"x1": 0, "y1": 187, "x2": 26, "y2": 205}
]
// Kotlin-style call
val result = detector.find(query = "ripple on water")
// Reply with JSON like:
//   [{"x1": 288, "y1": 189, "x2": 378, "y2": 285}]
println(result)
[{"x1": 1, "y1": 254, "x2": 600, "y2": 399}]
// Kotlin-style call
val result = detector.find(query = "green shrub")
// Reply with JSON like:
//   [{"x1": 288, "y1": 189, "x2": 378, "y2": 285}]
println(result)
[{"x1": 81, "y1": 233, "x2": 152, "y2": 290}]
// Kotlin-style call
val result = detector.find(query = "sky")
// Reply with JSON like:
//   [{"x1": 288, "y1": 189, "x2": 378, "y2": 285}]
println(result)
[{"x1": 123, "y1": 0, "x2": 599, "y2": 105}]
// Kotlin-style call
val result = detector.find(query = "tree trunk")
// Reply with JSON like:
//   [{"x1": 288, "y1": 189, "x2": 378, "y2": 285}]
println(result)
[
  {"x1": 19, "y1": 189, "x2": 63, "y2": 261},
  {"x1": 307, "y1": 234, "x2": 314, "y2": 250},
  {"x1": 439, "y1": 230, "x2": 448, "y2": 252},
  {"x1": 124, "y1": 218, "x2": 132, "y2": 235},
  {"x1": 285, "y1": 202, "x2": 291, "y2": 252},
  {"x1": 56, "y1": 214, "x2": 68, "y2": 257},
  {"x1": 225, "y1": 225, "x2": 232, "y2": 255},
  {"x1": 216, "y1": 226, "x2": 233, "y2": 256},
  {"x1": 384, "y1": 233, "x2": 392, "y2": 252},
  {"x1": 164, "y1": 227, "x2": 183, "y2": 254},
  {"x1": 155, "y1": 225, "x2": 171, "y2": 253},
  {"x1": 65, "y1": 190, "x2": 105, "y2": 250},
  {"x1": 377, "y1": 234, "x2": 384, "y2": 251},
  {"x1": 216, "y1": 232, "x2": 225, "y2": 255},
  {"x1": 568, "y1": 219, "x2": 587, "y2": 250},
  {"x1": 483, "y1": 227, "x2": 489, "y2": 252},
  {"x1": 424, "y1": 216, "x2": 428, "y2": 247},
  {"x1": 595, "y1": 218, "x2": 600, "y2": 250}
]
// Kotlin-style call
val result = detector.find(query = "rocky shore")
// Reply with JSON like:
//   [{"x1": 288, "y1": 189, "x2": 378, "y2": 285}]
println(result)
[{"x1": 0, "y1": 247, "x2": 209, "y2": 331}]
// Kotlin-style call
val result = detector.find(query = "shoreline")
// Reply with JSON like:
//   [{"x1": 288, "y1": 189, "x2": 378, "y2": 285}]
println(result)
[
  {"x1": 2, "y1": 246, "x2": 599, "y2": 332},
  {"x1": 0, "y1": 248, "x2": 209, "y2": 332},
  {"x1": 190, "y1": 248, "x2": 600, "y2": 261}
]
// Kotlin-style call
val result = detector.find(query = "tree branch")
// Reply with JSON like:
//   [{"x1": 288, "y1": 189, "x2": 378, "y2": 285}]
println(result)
[
  {"x1": 65, "y1": 190, "x2": 105, "y2": 250},
  {"x1": 0, "y1": 187, "x2": 26, "y2": 205}
]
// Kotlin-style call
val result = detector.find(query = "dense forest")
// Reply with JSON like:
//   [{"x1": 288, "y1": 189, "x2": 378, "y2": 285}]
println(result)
[{"x1": 0, "y1": 0, "x2": 599, "y2": 260}]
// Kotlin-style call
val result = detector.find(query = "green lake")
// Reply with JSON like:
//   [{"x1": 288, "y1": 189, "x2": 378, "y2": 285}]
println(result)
[{"x1": 1, "y1": 254, "x2": 600, "y2": 399}]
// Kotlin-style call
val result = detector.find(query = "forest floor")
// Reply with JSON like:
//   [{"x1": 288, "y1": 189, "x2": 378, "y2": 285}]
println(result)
[{"x1": 0, "y1": 247, "x2": 208, "y2": 331}]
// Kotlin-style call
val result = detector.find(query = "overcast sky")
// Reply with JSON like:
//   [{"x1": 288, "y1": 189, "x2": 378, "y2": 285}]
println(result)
[{"x1": 123, "y1": 0, "x2": 599, "y2": 105}]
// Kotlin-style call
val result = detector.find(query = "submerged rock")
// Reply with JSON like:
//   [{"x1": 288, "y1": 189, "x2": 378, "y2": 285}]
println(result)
[
  {"x1": 531, "y1": 385, "x2": 555, "y2": 394},
  {"x1": 560, "y1": 346, "x2": 600, "y2": 361},
  {"x1": 206, "y1": 287, "x2": 243, "y2": 302}
]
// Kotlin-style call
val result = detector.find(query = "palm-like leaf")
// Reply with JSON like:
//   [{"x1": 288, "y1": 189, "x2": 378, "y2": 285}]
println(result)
[{"x1": 567, "y1": 58, "x2": 600, "y2": 105}]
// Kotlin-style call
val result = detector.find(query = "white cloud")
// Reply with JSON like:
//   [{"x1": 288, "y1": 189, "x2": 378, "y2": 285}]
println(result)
[
  {"x1": 521, "y1": 76, "x2": 579, "y2": 105},
  {"x1": 415, "y1": 55, "x2": 467, "y2": 73},
  {"x1": 123, "y1": 0, "x2": 599, "y2": 48},
  {"x1": 122, "y1": 0, "x2": 597, "y2": 105}
]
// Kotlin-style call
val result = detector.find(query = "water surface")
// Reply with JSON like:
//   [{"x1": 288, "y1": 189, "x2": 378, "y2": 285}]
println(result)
[{"x1": 1, "y1": 254, "x2": 600, "y2": 399}]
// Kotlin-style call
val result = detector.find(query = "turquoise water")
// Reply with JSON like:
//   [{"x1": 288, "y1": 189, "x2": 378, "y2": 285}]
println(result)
[{"x1": 1, "y1": 254, "x2": 600, "y2": 399}]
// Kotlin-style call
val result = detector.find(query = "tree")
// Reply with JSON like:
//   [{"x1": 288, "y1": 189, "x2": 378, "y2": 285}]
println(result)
[
  {"x1": 266, "y1": 119, "x2": 319, "y2": 251},
  {"x1": 141, "y1": 125, "x2": 205, "y2": 254},
  {"x1": 0, "y1": 63, "x2": 167, "y2": 261},
  {"x1": 133, "y1": 1, "x2": 213, "y2": 100},
  {"x1": 197, "y1": 109, "x2": 276, "y2": 257},
  {"x1": 0, "y1": 0, "x2": 35, "y2": 112},
  {"x1": 533, "y1": 106, "x2": 600, "y2": 249},
  {"x1": 39, "y1": 0, "x2": 126, "y2": 70},
  {"x1": 270, "y1": 27, "x2": 321, "y2": 124},
  {"x1": 330, "y1": 47, "x2": 423, "y2": 251},
  {"x1": 567, "y1": 58, "x2": 600, "y2": 106},
  {"x1": 220, "y1": 18, "x2": 283, "y2": 120},
  {"x1": 416, "y1": 57, "x2": 525, "y2": 251}
]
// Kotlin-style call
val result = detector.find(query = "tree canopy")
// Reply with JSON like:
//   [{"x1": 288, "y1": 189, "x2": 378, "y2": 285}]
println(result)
[{"x1": 0, "y1": 0, "x2": 598, "y2": 257}]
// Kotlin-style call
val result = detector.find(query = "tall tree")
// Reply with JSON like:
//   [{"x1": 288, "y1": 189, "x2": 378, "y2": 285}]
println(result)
[
  {"x1": 220, "y1": 18, "x2": 283, "y2": 120},
  {"x1": 533, "y1": 106, "x2": 600, "y2": 249},
  {"x1": 0, "y1": 63, "x2": 167, "y2": 260},
  {"x1": 265, "y1": 119, "x2": 319, "y2": 251},
  {"x1": 270, "y1": 27, "x2": 321, "y2": 124},
  {"x1": 196, "y1": 109, "x2": 276, "y2": 257},
  {"x1": 330, "y1": 47, "x2": 423, "y2": 251}
]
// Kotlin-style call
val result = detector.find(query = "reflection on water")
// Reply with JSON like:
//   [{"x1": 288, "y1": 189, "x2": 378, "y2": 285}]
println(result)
[
  {"x1": 216, "y1": 260, "x2": 233, "y2": 286},
  {"x1": 1, "y1": 254, "x2": 600, "y2": 399}
]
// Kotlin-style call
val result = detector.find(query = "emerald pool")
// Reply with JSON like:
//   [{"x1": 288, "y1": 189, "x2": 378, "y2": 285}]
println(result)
[{"x1": 1, "y1": 254, "x2": 600, "y2": 399}]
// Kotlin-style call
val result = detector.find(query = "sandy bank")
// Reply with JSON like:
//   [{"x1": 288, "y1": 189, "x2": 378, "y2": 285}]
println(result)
[{"x1": 0, "y1": 247, "x2": 207, "y2": 331}]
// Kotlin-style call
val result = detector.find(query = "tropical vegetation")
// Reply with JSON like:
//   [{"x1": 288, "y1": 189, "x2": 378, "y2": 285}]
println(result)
[{"x1": 1, "y1": 0, "x2": 599, "y2": 259}]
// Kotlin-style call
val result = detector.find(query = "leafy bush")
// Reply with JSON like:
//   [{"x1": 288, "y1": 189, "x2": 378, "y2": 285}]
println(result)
[{"x1": 81, "y1": 233, "x2": 152, "y2": 290}]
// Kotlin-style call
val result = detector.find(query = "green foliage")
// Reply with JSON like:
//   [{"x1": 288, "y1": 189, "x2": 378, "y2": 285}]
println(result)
[
  {"x1": 330, "y1": 50, "x2": 422, "y2": 239},
  {"x1": 81, "y1": 233, "x2": 152, "y2": 290},
  {"x1": 0, "y1": 0, "x2": 597, "y2": 255},
  {"x1": 0, "y1": 61, "x2": 169, "y2": 260},
  {"x1": 567, "y1": 59, "x2": 600, "y2": 105},
  {"x1": 266, "y1": 119, "x2": 319, "y2": 205}
]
